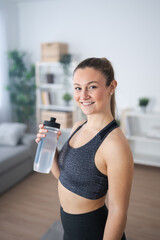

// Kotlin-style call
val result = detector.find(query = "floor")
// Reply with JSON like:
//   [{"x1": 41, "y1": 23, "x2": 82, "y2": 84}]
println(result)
[
  {"x1": 0, "y1": 164, "x2": 160, "y2": 240},
  {"x1": 125, "y1": 164, "x2": 160, "y2": 240},
  {"x1": 0, "y1": 172, "x2": 60, "y2": 240}
]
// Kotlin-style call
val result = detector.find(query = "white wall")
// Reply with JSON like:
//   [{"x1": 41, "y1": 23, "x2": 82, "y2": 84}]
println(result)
[
  {"x1": 17, "y1": 0, "x2": 160, "y2": 114},
  {"x1": 0, "y1": 0, "x2": 19, "y2": 122}
]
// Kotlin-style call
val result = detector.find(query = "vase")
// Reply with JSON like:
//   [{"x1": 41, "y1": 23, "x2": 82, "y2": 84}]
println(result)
[
  {"x1": 64, "y1": 101, "x2": 70, "y2": 106},
  {"x1": 46, "y1": 73, "x2": 54, "y2": 83},
  {"x1": 140, "y1": 106, "x2": 147, "y2": 113}
]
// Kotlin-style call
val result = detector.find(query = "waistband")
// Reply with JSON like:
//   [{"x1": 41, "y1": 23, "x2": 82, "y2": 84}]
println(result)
[{"x1": 60, "y1": 204, "x2": 108, "y2": 217}]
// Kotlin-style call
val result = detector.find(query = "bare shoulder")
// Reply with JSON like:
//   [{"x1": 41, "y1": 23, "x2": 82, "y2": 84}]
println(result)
[
  {"x1": 70, "y1": 120, "x2": 86, "y2": 135},
  {"x1": 101, "y1": 127, "x2": 134, "y2": 169}
]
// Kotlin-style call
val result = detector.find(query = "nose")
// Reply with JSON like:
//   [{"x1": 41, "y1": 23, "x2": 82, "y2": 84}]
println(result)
[{"x1": 80, "y1": 89, "x2": 89, "y2": 100}]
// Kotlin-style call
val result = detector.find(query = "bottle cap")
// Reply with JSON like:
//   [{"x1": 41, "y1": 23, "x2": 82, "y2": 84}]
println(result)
[{"x1": 43, "y1": 117, "x2": 60, "y2": 129}]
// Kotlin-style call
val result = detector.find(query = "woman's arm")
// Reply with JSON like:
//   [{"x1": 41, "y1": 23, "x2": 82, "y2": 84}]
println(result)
[{"x1": 102, "y1": 134, "x2": 134, "y2": 240}]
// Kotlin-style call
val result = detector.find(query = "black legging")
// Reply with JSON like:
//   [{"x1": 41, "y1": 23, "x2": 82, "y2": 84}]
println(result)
[{"x1": 60, "y1": 205, "x2": 126, "y2": 240}]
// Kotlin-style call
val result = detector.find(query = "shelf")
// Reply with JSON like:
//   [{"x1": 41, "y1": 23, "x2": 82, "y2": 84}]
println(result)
[
  {"x1": 133, "y1": 152, "x2": 160, "y2": 167},
  {"x1": 122, "y1": 110, "x2": 160, "y2": 167},
  {"x1": 36, "y1": 62, "x2": 61, "y2": 67},
  {"x1": 38, "y1": 83, "x2": 63, "y2": 89},
  {"x1": 39, "y1": 104, "x2": 74, "y2": 112},
  {"x1": 125, "y1": 111, "x2": 160, "y2": 118},
  {"x1": 127, "y1": 135, "x2": 160, "y2": 144},
  {"x1": 36, "y1": 61, "x2": 76, "y2": 69}
]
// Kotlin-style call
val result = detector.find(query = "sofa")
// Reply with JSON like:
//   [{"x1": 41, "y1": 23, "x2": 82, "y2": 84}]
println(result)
[
  {"x1": 0, "y1": 122, "x2": 37, "y2": 195},
  {"x1": 0, "y1": 122, "x2": 71, "y2": 195}
]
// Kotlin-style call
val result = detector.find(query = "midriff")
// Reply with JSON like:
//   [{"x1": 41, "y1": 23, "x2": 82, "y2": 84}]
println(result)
[{"x1": 58, "y1": 180, "x2": 106, "y2": 214}]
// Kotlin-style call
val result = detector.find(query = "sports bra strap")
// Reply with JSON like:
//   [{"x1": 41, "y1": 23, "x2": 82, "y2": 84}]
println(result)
[
  {"x1": 69, "y1": 121, "x2": 87, "y2": 140},
  {"x1": 99, "y1": 119, "x2": 119, "y2": 140}
]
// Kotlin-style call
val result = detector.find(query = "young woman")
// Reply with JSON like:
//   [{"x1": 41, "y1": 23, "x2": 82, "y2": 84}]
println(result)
[{"x1": 35, "y1": 57, "x2": 134, "y2": 240}]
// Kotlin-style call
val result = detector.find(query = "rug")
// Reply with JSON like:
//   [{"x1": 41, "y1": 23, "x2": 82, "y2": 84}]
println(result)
[
  {"x1": 40, "y1": 220, "x2": 64, "y2": 240},
  {"x1": 41, "y1": 220, "x2": 133, "y2": 240}
]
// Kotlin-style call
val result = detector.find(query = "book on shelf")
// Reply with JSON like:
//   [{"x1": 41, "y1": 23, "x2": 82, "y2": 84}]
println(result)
[
  {"x1": 50, "y1": 92, "x2": 57, "y2": 105},
  {"x1": 41, "y1": 91, "x2": 51, "y2": 105},
  {"x1": 41, "y1": 91, "x2": 57, "y2": 105},
  {"x1": 41, "y1": 91, "x2": 45, "y2": 105}
]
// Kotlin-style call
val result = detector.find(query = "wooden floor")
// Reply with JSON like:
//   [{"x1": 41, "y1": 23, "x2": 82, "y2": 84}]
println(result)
[{"x1": 0, "y1": 164, "x2": 160, "y2": 240}]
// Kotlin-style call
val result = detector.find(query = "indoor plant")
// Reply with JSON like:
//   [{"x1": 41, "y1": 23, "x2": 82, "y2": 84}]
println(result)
[
  {"x1": 138, "y1": 97, "x2": 150, "y2": 113},
  {"x1": 6, "y1": 50, "x2": 36, "y2": 125},
  {"x1": 63, "y1": 93, "x2": 72, "y2": 105},
  {"x1": 60, "y1": 53, "x2": 72, "y2": 86},
  {"x1": 60, "y1": 53, "x2": 73, "y2": 104}
]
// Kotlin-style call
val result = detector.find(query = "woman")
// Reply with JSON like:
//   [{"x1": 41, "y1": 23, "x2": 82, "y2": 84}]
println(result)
[{"x1": 35, "y1": 57, "x2": 134, "y2": 240}]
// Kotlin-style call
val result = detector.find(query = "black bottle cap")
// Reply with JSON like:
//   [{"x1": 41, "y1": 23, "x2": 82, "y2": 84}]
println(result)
[{"x1": 43, "y1": 117, "x2": 60, "y2": 129}]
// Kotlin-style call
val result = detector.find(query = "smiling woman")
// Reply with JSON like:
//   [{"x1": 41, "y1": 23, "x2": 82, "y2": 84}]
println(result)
[
  {"x1": 73, "y1": 58, "x2": 117, "y2": 118},
  {"x1": 35, "y1": 57, "x2": 134, "y2": 240},
  {"x1": 73, "y1": 67, "x2": 117, "y2": 116}
]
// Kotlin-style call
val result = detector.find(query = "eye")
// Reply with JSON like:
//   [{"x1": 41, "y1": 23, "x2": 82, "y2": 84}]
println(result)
[
  {"x1": 89, "y1": 85, "x2": 97, "y2": 90},
  {"x1": 74, "y1": 87, "x2": 81, "y2": 91}
]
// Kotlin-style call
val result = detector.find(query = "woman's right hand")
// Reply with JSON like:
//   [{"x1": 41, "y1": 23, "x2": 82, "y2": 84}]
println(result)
[{"x1": 35, "y1": 124, "x2": 61, "y2": 144}]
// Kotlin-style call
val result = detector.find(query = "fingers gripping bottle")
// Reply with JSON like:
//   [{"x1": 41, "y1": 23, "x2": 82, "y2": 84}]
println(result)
[{"x1": 34, "y1": 117, "x2": 60, "y2": 174}]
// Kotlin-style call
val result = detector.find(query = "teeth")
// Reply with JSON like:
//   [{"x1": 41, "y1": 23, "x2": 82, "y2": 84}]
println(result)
[{"x1": 82, "y1": 102, "x2": 93, "y2": 106}]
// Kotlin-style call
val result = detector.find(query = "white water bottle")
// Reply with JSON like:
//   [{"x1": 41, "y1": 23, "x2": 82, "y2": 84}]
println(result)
[{"x1": 33, "y1": 117, "x2": 60, "y2": 174}]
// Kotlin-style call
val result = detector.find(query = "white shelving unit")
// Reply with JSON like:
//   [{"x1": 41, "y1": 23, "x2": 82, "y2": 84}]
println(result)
[
  {"x1": 121, "y1": 110, "x2": 160, "y2": 167},
  {"x1": 133, "y1": 153, "x2": 160, "y2": 167},
  {"x1": 36, "y1": 62, "x2": 75, "y2": 128}
]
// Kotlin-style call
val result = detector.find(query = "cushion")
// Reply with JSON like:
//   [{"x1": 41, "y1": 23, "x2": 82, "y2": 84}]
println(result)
[
  {"x1": 0, "y1": 122, "x2": 26, "y2": 146},
  {"x1": 20, "y1": 133, "x2": 36, "y2": 146},
  {"x1": 0, "y1": 144, "x2": 32, "y2": 174}
]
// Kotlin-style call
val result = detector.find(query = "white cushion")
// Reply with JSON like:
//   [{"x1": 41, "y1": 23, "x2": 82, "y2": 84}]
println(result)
[{"x1": 0, "y1": 122, "x2": 27, "y2": 146}]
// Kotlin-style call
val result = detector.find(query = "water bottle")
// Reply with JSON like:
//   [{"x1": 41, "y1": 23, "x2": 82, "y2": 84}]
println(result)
[{"x1": 33, "y1": 117, "x2": 60, "y2": 174}]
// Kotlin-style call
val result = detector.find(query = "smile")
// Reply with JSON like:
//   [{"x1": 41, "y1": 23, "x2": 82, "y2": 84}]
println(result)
[{"x1": 81, "y1": 102, "x2": 94, "y2": 106}]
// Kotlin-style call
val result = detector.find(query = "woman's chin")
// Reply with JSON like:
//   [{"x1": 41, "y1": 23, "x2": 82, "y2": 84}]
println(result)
[{"x1": 80, "y1": 108, "x2": 95, "y2": 115}]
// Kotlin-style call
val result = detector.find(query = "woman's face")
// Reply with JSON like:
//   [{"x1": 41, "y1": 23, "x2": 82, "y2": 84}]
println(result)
[{"x1": 73, "y1": 67, "x2": 115, "y2": 116}]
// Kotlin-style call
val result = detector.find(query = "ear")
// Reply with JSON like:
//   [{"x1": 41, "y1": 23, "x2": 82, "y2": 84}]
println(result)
[{"x1": 110, "y1": 80, "x2": 117, "y2": 91}]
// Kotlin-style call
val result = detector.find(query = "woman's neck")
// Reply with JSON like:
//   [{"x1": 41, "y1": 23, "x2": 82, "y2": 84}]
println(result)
[{"x1": 85, "y1": 112, "x2": 114, "y2": 131}]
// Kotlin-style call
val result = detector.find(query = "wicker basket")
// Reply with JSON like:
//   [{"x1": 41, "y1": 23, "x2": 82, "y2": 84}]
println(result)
[{"x1": 41, "y1": 42, "x2": 68, "y2": 62}]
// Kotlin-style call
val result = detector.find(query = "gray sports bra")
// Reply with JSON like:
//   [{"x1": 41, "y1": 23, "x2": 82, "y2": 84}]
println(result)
[{"x1": 58, "y1": 119, "x2": 119, "y2": 200}]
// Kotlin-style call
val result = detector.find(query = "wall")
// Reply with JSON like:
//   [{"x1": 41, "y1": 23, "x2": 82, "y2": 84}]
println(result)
[
  {"x1": 0, "y1": 0, "x2": 19, "y2": 122},
  {"x1": 18, "y1": 0, "x2": 160, "y2": 114}
]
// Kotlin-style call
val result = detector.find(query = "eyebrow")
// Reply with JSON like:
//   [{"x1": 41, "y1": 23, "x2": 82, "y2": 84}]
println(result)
[{"x1": 73, "y1": 81, "x2": 99, "y2": 86}]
